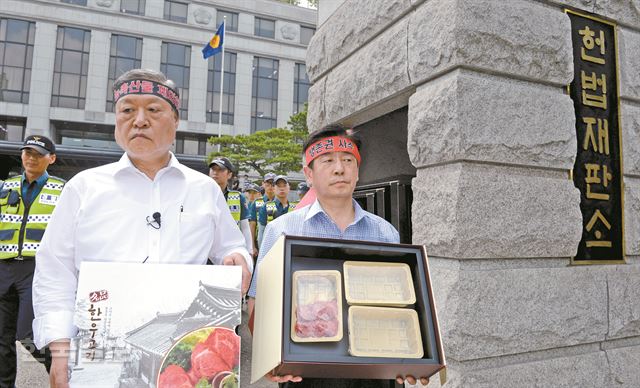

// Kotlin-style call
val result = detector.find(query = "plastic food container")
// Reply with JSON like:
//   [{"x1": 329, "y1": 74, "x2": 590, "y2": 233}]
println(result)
[
  {"x1": 348, "y1": 306, "x2": 423, "y2": 358},
  {"x1": 343, "y1": 261, "x2": 416, "y2": 307},
  {"x1": 291, "y1": 270, "x2": 343, "y2": 342}
]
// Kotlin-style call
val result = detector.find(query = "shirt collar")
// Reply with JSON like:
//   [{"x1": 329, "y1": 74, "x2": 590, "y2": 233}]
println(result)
[
  {"x1": 304, "y1": 198, "x2": 367, "y2": 226},
  {"x1": 114, "y1": 152, "x2": 184, "y2": 178},
  {"x1": 263, "y1": 194, "x2": 275, "y2": 202},
  {"x1": 273, "y1": 197, "x2": 288, "y2": 207},
  {"x1": 22, "y1": 171, "x2": 49, "y2": 187}
]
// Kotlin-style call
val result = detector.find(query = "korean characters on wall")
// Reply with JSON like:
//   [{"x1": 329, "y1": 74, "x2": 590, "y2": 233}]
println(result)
[{"x1": 566, "y1": 9, "x2": 625, "y2": 264}]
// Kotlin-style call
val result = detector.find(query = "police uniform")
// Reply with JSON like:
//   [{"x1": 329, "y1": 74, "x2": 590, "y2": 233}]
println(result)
[
  {"x1": 224, "y1": 189, "x2": 249, "y2": 225},
  {"x1": 0, "y1": 173, "x2": 62, "y2": 384},
  {"x1": 257, "y1": 198, "x2": 299, "y2": 237},
  {"x1": 262, "y1": 199, "x2": 299, "y2": 223},
  {"x1": 252, "y1": 196, "x2": 266, "y2": 216},
  {"x1": 249, "y1": 194, "x2": 273, "y2": 248}
]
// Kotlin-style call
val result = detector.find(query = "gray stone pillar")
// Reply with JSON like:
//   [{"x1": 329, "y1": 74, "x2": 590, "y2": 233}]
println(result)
[
  {"x1": 238, "y1": 13, "x2": 254, "y2": 35},
  {"x1": 26, "y1": 21, "x2": 57, "y2": 138},
  {"x1": 234, "y1": 52, "x2": 253, "y2": 135},
  {"x1": 306, "y1": 0, "x2": 640, "y2": 386},
  {"x1": 85, "y1": 30, "x2": 111, "y2": 115},
  {"x1": 277, "y1": 59, "x2": 294, "y2": 128},
  {"x1": 141, "y1": 37, "x2": 161, "y2": 72},
  {"x1": 317, "y1": 0, "x2": 346, "y2": 26},
  {"x1": 145, "y1": 0, "x2": 163, "y2": 19},
  {"x1": 188, "y1": 47, "x2": 208, "y2": 126}
]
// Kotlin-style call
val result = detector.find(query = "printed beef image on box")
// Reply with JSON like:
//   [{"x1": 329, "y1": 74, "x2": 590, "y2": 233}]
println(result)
[{"x1": 69, "y1": 262, "x2": 241, "y2": 388}]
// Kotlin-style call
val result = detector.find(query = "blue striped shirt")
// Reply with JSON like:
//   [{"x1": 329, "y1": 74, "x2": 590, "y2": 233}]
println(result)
[{"x1": 247, "y1": 199, "x2": 399, "y2": 297}]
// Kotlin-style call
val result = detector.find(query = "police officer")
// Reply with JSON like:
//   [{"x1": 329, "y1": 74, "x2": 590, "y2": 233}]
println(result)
[
  {"x1": 244, "y1": 183, "x2": 261, "y2": 208},
  {"x1": 209, "y1": 158, "x2": 255, "y2": 259},
  {"x1": 248, "y1": 173, "x2": 277, "y2": 257},
  {"x1": 258, "y1": 175, "x2": 298, "y2": 229},
  {"x1": 0, "y1": 135, "x2": 60, "y2": 386},
  {"x1": 296, "y1": 181, "x2": 310, "y2": 201}
]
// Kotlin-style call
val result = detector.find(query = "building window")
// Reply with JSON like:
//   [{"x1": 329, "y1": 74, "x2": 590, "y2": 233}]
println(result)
[
  {"x1": 106, "y1": 35, "x2": 143, "y2": 112},
  {"x1": 121, "y1": 0, "x2": 146, "y2": 15},
  {"x1": 161, "y1": 42, "x2": 190, "y2": 120},
  {"x1": 293, "y1": 63, "x2": 310, "y2": 115},
  {"x1": 51, "y1": 26, "x2": 90, "y2": 109},
  {"x1": 207, "y1": 52, "x2": 236, "y2": 125},
  {"x1": 300, "y1": 26, "x2": 315, "y2": 45},
  {"x1": 216, "y1": 10, "x2": 238, "y2": 32},
  {"x1": 164, "y1": 0, "x2": 188, "y2": 23},
  {"x1": 60, "y1": 0, "x2": 88, "y2": 5},
  {"x1": 251, "y1": 57, "x2": 278, "y2": 133},
  {"x1": 0, "y1": 116, "x2": 26, "y2": 142},
  {"x1": 175, "y1": 133, "x2": 210, "y2": 156},
  {"x1": 0, "y1": 18, "x2": 35, "y2": 104},
  {"x1": 254, "y1": 17, "x2": 275, "y2": 39},
  {"x1": 54, "y1": 121, "x2": 119, "y2": 149}
]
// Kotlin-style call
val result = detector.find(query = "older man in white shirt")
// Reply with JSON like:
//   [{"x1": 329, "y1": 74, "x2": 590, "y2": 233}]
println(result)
[{"x1": 32, "y1": 68, "x2": 251, "y2": 388}]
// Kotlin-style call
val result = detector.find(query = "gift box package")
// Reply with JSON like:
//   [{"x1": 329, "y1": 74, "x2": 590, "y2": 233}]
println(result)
[{"x1": 251, "y1": 235, "x2": 446, "y2": 383}]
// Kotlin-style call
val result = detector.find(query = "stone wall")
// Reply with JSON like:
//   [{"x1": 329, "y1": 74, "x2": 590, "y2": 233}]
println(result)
[{"x1": 307, "y1": 0, "x2": 640, "y2": 386}]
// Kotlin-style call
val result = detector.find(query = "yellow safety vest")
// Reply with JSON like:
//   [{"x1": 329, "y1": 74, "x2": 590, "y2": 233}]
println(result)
[
  {"x1": 254, "y1": 198, "x2": 265, "y2": 211},
  {"x1": 265, "y1": 200, "x2": 299, "y2": 223},
  {"x1": 0, "y1": 175, "x2": 65, "y2": 259},
  {"x1": 226, "y1": 190, "x2": 242, "y2": 224}
]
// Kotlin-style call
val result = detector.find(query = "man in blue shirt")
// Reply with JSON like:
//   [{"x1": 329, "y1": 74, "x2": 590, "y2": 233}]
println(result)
[{"x1": 248, "y1": 125, "x2": 427, "y2": 388}]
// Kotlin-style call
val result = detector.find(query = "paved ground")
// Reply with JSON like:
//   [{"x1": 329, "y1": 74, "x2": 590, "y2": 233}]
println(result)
[
  {"x1": 15, "y1": 342, "x2": 49, "y2": 387},
  {"x1": 16, "y1": 310, "x2": 276, "y2": 388},
  {"x1": 68, "y1": 362, "x2": 124, "y2": 387},
  {"x1": 239, "y1": 310, "x2": 277, "y2": 388}
]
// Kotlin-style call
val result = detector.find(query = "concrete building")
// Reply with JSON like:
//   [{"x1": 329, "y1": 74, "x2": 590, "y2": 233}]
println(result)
[
  {"x1": 0, "y1": 0, "x2": 315, "y2": 178},
  {"x1": 308, "y1": 1, "x2": 639, "y2": 387}
]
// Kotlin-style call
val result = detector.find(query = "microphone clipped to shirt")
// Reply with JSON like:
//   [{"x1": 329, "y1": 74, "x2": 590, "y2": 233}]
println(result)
[{"x1": 146, "y1": 211, "x2": 161, "y2": 229}]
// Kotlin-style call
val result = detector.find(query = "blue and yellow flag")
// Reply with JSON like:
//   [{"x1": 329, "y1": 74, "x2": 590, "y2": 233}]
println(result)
[{"x1": 202, "y1": 22, "x2": 224, "y2": 59}]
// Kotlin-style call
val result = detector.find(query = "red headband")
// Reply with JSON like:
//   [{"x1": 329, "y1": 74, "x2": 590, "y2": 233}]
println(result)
[
  {"x1": 113, "y1": 79, "x2": 181, "y2": 114},
  {"x1": 305, "y1": 136, "x2": 361, "y2": 166}
]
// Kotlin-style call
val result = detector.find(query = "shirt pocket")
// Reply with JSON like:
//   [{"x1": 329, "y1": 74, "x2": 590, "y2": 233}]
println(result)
[
  {"x1": 179, "y1": 212, "x2": 214, "y2": 258},
  {"x1": 75, "y1": 207, "x2": 134, "y2": 261}
]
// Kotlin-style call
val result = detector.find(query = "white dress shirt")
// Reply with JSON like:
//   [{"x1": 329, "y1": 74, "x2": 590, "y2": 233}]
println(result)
[{"x1": 32, "y1": 153, "x2": 251, "y2": 348}]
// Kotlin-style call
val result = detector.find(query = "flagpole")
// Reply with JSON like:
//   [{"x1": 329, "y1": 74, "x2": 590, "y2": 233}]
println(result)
[{"x1": 217, "y1": 17, "x2": 226, "y2": 152}]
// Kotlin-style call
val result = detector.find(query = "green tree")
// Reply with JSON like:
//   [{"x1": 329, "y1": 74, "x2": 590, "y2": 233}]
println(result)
[
  {"x1": 287, "y1": 103, "x2": 308, "y2": 135},
  {"x1": 207, "y1": 104, "x2": 309, "y2": 176}
]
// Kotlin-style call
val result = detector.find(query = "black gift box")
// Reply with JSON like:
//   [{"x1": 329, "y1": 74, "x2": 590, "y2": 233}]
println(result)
[{"x1": 251, "y1": 235, "x2": 446, "y2": 383}]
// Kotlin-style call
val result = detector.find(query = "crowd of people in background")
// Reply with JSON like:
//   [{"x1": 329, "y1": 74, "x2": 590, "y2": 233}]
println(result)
[
  {"x1": 1, "y1": 68, "x2": 426, "y2": 388},
  {"x1": 208, "y1": 157, "x2": 311, "y2": 263}
]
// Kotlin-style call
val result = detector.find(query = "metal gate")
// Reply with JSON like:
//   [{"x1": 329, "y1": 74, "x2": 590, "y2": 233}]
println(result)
[{"x1": 353, "y1": 176, "x2": 413, "y2": 243}]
